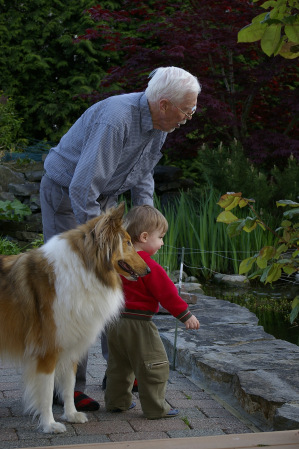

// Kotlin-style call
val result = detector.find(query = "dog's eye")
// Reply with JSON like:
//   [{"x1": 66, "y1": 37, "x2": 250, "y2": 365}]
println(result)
[{"x1": 127, "y1": 241, "x2": 132, "y2": 246}]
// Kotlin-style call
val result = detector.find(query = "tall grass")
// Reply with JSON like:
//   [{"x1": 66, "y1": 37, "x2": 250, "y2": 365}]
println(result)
[{"x1": 152, "y1": 189, "x2": 279, "y2": 278}]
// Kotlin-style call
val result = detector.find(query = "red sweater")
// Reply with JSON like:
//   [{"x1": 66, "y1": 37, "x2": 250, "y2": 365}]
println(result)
[{"x1": 121, "y1": 251, "x2": 192, "y2": 323}]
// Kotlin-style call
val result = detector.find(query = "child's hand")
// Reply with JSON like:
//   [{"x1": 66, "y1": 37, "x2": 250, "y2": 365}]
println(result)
[{"x1": 184, "y1": 316, "x2": 200, "y2": 329}]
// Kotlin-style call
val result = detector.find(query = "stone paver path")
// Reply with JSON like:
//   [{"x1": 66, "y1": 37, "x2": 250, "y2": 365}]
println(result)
[{"x1": 0, "y1": 336, "x2": 253, "y2": 449}]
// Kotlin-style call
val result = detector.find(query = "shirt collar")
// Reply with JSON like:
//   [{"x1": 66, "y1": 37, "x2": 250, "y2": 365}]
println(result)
[{"x1": 140, "y1": 93, "x2": 154, "y2": 133}]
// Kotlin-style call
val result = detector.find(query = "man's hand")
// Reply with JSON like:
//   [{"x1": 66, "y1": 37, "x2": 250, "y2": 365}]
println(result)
[{"x1": 184, "y1": 316, "x2": 200, "y2": 329}]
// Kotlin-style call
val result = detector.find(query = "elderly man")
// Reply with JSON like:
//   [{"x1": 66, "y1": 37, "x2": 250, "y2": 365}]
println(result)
[{"x1": 40, "y1": 66, "x2": 201, "y2": 410}]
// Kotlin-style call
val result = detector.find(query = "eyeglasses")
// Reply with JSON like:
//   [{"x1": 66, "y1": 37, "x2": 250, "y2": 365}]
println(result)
[{"x1": 168, "y1": 99, "x2": 197, "y2": 119}]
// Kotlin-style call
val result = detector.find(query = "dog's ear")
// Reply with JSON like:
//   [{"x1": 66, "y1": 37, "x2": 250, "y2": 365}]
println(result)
[{"x1": 109, "y1": 202, "x2": 125, "y2": 226}]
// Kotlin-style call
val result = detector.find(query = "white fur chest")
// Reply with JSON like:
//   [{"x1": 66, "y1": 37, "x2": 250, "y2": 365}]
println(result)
[{"x1": 41, "y1": 237, "x2": 124, "y2": 351}]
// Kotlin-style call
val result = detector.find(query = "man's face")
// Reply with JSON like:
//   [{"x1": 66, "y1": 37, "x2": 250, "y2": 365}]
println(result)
[{"x1": 159, "y1": 92, "x2": 198, "y2": 133}]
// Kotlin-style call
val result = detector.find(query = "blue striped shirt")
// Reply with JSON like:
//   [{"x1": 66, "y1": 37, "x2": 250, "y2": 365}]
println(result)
[{"x1": 44, "y1": 92, "x2": 167, "y2": 224}]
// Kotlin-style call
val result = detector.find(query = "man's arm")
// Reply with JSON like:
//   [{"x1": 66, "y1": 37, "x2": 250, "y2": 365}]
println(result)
[{"x1": 130, "y1": 170, "x2": 155, "y2": 207}]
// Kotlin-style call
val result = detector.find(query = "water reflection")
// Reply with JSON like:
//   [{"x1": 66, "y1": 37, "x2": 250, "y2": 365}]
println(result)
[{"x1": 203, "y1": 284, "x2": 299, "y2": 346}]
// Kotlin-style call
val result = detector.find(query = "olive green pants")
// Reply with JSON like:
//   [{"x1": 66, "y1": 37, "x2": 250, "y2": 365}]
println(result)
[{"x1": 105, "y1": 317, "x2": 171, "y2": 419}]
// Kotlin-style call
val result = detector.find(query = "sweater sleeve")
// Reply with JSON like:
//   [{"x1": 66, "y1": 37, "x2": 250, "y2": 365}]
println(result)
[{"x1": 143, "y1": 256, "x2": 193, "y2": 323}]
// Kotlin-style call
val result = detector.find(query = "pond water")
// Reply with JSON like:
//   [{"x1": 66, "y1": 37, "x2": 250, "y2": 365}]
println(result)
[{"x1": 202, "y1": 283, "x2": 299, "y2": 347}]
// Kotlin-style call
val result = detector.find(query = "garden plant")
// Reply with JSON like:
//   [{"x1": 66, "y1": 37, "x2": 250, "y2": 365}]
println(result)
[
  {"x1": 216, "y1": 191, "x2": 299, "y2": 323},
  {"x1": 76, "y1": 0, "x2": 299, "y2": 168}
]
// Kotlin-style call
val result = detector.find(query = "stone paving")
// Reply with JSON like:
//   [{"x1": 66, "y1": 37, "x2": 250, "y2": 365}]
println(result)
[{"x1": 0, "y1": 336, "x2": 253, "y2": 449}]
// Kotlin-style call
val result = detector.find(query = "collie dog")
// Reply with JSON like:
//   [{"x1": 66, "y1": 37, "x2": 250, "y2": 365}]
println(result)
[{"x1": 0, "y1": 203, "x2": 149, "y2": 433}]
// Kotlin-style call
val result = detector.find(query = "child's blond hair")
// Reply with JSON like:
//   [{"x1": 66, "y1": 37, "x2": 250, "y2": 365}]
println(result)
[{"x1": 124, "y1": 205, "x2": 168, "y2": 244}]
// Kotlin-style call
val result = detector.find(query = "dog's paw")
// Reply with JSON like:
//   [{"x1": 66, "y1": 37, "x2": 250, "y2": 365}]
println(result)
[
  {"x1": 41, "y1": 421, "x2": 66, "y2": 433},
  {"x1": 61, "y1": 411, "x2": 88, "y2": 424}
]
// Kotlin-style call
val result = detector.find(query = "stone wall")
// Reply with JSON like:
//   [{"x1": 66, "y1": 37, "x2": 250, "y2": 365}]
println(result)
[
  {"x1": 0, "y1": 161, "x2": 43, "y2": 247},
  {"x1": 0, "y1": 161, "x2": 195, "y2": 247}
]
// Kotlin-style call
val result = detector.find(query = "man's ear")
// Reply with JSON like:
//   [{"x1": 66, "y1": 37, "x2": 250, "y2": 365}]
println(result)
[
  {"x1": 159, "y1": 99, "x2": 168, "y2": 113},
  {"x1": 139, "y1": 231, "x2": 148, "y2": 243}
]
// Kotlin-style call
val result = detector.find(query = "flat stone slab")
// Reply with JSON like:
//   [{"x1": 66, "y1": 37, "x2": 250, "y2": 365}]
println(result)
[
  {"x1": 274, "y1": 403, "x2": 299, "y2": 430},
  {"x1": 154, "y1": 295, "x2": 299, "y2": 430}
]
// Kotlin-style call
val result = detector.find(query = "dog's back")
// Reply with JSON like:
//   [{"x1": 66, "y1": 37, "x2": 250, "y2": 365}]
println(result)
[{"x1": 0, "y1": 250, "x2": 57, "y2": 362}]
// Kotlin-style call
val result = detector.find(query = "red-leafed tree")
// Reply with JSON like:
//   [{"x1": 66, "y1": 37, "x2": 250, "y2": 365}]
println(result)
[{"x1": 75, "y1": 0, "x2": 299, "y2": 167}]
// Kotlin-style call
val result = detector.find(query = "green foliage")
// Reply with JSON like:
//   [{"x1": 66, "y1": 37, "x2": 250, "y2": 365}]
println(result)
[
  {"x1": 216, "y1": 192, "x2": 299, "y2": 323},
  {"x1": 0, "y1": 93, "x2": 27, "y2": 151},
  {"x1": 152, "y1": 189, "x2": 278, "y2": 278},
  {"x1": 218, "y1": 291, "x2": 292, "y2": 318},
  {"x1": 0, "y1": 0, "x2": 122, "y2": 142},
  {"x1": 27, "y1": 234, "x2": 44, "y2": 250},
  {"x1": 0, "y1": 237, "x2": 21, "y2": 255},
  {"x1": 0, "y1": 199, "x2": 32, "y2": 221},
  {"x1": 188, "y1": 140, "x2": 299, "y2": 213},
  {"x1": 238, "y1": 0, "x2": 299, "y2": 58},
  {"x1": 160, "y1": 152, "x2": 205, "y2": 186}
]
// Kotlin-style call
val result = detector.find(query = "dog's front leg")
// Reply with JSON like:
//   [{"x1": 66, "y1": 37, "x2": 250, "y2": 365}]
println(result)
[
  {"x1": 38, "y1": 371, "x2": 67, "y2": 433},
  {"x1": 24, "y1": 358, "x2": 66, "y2": 434},
  {"x1": 58, "y1": 360, "x2": 88, "y2": 424}
]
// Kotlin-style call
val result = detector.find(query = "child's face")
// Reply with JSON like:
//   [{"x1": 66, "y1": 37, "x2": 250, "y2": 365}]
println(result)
[{"x1": 141, "y1": 229, "x2": 165, "y2": 256}]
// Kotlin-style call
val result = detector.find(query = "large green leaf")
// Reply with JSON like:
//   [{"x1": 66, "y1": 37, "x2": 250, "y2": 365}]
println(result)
[
  {"x1": 283, "y1": 266, "x2": 296, "y2": 275},
  {"x1": 257, "y1": 256, "x2": 268, "y2": 269},
  {"x1": 239, "y1": 256, "x2": 257, "y2": 274},
  {"x1": 285, "y1": 24, "x2": 299, "y2": 43},
  {"x1": 226, "y1": 220, "x2": 243, "y2": 237},
  {"x1": 216, "y1": 211, "x2": 239, "y2": 224},
  {"x1": 292, "y1": 296, "x2": 299, "y2": 309},
  {"x1": 259, "y1": 246, "x2": 277, "y2": 260},
  {"x1": 260, "y1": 1, "x2": 278, "y2": 9},
  {"x1": 261, "y1": 24, "x2": 282, "y2": 55},
  {"x1": 276, "y1": 199, "x2": 299, "y2": 207},
  {"x1": 0, "y1": 199, "x2": 31, "y2": 221},
  {"x1": 217, "y1": 192, "x2": 242, "y2": 209},
  {"x1": 283, "y1": 207, "x2": 299, "y2": 219},
  {"x1": 290, "y1": 303, "x2": 299, "y2": 324},
  {"x1": 248, "y1": 268, "x2": 264, "y2": 279},
  {"x1": 265, "y1": 263, "x2": 282, "y2": 283},
  {"x1": 260, "y1": 265, "x2": 272, "y2": 282},
  {"x1": 238, "y1": 23, "x2": 267, "y2": 43}
]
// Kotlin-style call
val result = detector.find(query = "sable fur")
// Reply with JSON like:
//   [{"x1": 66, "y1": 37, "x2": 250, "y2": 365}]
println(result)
[{"x1": 0, "y1": 203, "x2": 149, "y2": 433}]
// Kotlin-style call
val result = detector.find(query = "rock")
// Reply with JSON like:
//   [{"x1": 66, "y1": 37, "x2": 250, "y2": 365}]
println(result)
[
  {"x1": 213, "y1": 273, "x2": 225, "y2": 283},
  {"x1": 8, "y1": 182, "x2": 40, "y2": 196},
  {"x1": 180, "y1": 178, "x2": 195, "y2": 188},
  {"x1": 155, "y1": 181, "x2": 181, "y2": 192},
  {"x1": 0, "y1": 220, "x2": 43, "y2": 234},
  {"x1": 29, "y1": 193, "x2": 41, "y2": 211},
  {"x1": 154, "y1": 165, "x2": 183, "y2": 182},
  {"x1": 0, "y1": 165, "x2": 25, "y2": 190},
  {"x1": 176, "y1": 282, "x2": 204, "y2": 294},
  {"x1": 180, "y1": 292, "x2": 198, "y2": 304},
  {"x1": 15, "y1": 231, "x2": 39, "y2": 242},
  {"x1": 220, "y1": 274, "x2": 250, "y2": 287},
  {"x1": 185, "y1": 276, "x2": 200, "y2": 283},
  {"x1": 0, "y1": 192, "x2": 16, "y2": 202},
  {"x1": 25, "y1": 212, "x2": 42, "y2": 223},
  {"x1": 154, "y1": 296, "x2": 299, "y2": 429},
  {"x1": 171, "y1": 270, "x2": 188, "y2": 282},
  {"x1": 273, "y1": 403, "x2": 299, "y2": 430},
  {"x1": 24, "y1": 170, "x2": 44, "y2": 182}
]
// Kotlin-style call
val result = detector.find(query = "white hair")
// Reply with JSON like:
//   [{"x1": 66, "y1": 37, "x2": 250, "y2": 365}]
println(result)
[{"x1": 145, "y1": 67, "x2": 201, "y2": 104}]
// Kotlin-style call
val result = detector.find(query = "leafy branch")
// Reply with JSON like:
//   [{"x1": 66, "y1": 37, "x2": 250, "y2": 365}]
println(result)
[{"x1": 216, "y1": 192, "x2": 299, "y2": 323}]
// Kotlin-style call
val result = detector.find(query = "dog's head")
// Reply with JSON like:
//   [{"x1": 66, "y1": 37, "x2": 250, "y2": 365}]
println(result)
[{"x1": 76, "y1": 202, "x2": 150, "y2": 285}]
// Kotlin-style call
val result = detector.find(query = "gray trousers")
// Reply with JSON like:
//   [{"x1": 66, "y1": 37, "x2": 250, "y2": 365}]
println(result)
[{"x1": 40, "y1": 174, "x2": 114, "y2": 390}]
